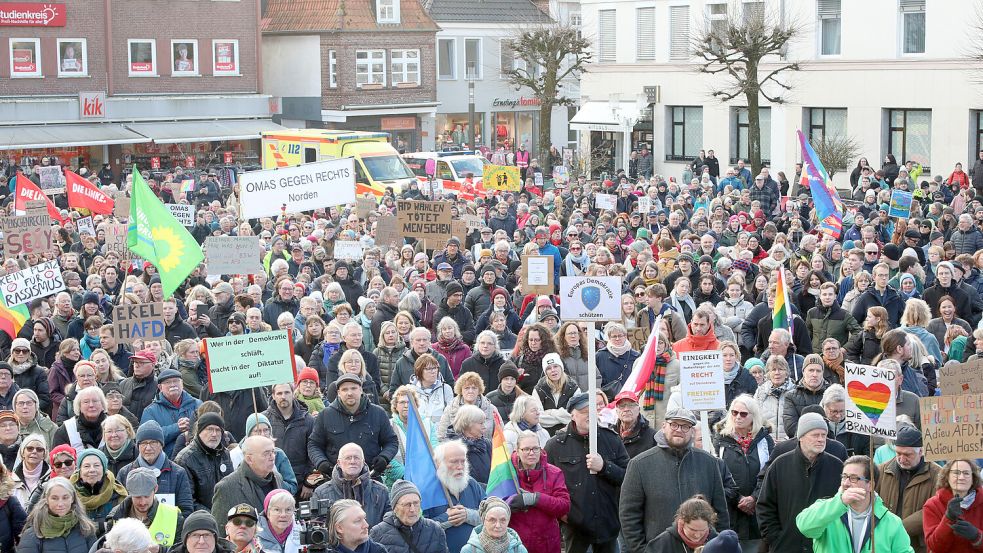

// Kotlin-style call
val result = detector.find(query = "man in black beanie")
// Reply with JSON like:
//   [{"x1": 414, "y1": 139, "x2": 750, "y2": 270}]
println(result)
[
  {"x1": 174, "y1": 412, "x2": 234, "y2": 511},
  {"x1": 175, "y1": 510, "x2": 234, "y2": 553},
  {"x1": 876, "y1": 424, "x2": 941, "y2": 553}
]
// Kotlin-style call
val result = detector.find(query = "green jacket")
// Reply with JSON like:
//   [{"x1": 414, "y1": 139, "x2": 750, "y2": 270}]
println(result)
[{"x1": 796, "y1": 492, "x2": 914, "y2": 553}]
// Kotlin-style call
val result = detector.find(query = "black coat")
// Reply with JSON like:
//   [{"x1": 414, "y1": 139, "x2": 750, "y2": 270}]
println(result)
[
  {"x1": 711, "y1": 427, "x2": 775, "y2": 541},
  {"x1": 486, "y1": 388, "x2": 520, "y2": 421},
  {"x1": 620, "y1": 416, "x2": 657, "y2": 459},
  {"x1": 845, "y1": 329, "x2": 882, "y2": 365},
  {"x1": 52, "y1": 413, "x2": 107, "y2": 450},
  {"x1": 782, "y1": 381, "x2": 830, "y2": 438},
  {"x1": 99, "y1": 441, "x2": 137, "y2": 477},
  {"x1": 307, "y1": 396, "x2": 398, "y2": 472},
  {"x1": 327, "y1": 346, "x2": 383, "y2": 389},
  {"x1": 459, "y1": 352, "x2": 505, "y2": 393},
  {"x1": 199, "y1": 387, "x2": 268, "y2": 442},
  {"x1": 164, "y1": 318, "x2": 197, "y2": 346},
  {"x1": 172, "y1": 436, "x2": 234, "y2": 511},
  {"x1": 264, "y1": 400, "x2": 315, "y2": 481},
  {"x1": 12, "y1": 362, "x2": 51, "y2": 414},
  {"x1": 433, "y1": 299, "x2": 476, "y2": 345}
]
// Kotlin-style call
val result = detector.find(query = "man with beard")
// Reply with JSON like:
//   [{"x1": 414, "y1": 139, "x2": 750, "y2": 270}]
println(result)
[
  {"x1": 174, "y1": 412, "x2": 234, "y2": 511},
  {"x1": 263, "y1": 383, "x2": 314, "y2": 491},
  {"x1": 108, "y1": 467, "x2": 185, "y2": 548},
  {"x1": 423, "y1": 440, "x2": 485, "y2": 553},
  {"x1": 311, "y1": 442, "x2": 390, "y2": 527}
]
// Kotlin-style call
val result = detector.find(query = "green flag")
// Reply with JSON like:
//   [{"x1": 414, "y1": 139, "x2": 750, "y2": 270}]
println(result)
[{"x1": 127, "y1": 167, "x2": 203, "y2": 299}]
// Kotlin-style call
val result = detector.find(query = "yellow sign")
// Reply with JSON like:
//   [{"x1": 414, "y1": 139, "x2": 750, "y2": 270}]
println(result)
[{"x1": 482, "y1": 164, "x2": 521, "y2": 192}]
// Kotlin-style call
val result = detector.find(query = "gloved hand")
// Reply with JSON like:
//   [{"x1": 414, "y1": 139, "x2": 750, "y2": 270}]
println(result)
[
  {"x1": 947, "y1": 496, "x2": 965, "y2": 521},
  {"x1": 952, "y1": 520, "x2": 981, "y2": 542},
  {"x1": 370, "y1": 456, "x2": 389, "y2": 475},
  {"x1": 318, "y1": 461, "x2": 333, "y2": 476},
  {"x1": 507, "y1": 494, "x2": 526, "y2": 511},
  {"x1": 521, "y1": 492, "x2": 538, "y2": 507}
]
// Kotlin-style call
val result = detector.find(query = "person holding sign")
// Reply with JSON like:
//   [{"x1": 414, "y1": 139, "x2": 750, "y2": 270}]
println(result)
[{"x1": 924, "y1": 459, "x2": 983, "y2": 553}]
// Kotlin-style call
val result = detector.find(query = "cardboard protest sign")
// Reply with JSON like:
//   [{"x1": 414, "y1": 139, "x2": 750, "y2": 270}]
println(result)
[
  {"x1": 0, "y1": 211, "x2": 52, "y2": 255},
  {"x1": 451, "y1": 219, "x2": 467, "y2": 242},
  {"x1": 628, "y1": 327, "x2": 650, "y2": 352},
  {"x1": 637, "y1": 196, "x2": 652, "y2": 214},
  {"x1": 920, "y1": 393, "x2": 983, "y2": 462},
  {"x1": 595, "y1": 193, "x2": 617, "y2": 210},
  {"x1": 205, "y1": 330, "x2": 297, "y2": 393},
  {"x1": 165, "y1": 203, "x2": 194, "y2": 227},
  {"x1": 680, "y1": 351, "x2": 725, "y2": 411},
  {"x1": 375, "y1": 215, "x2": 400, "y2": 246},
  {"x1": 483, "y1": 164, "x2": 521, "y2": 192},
  {"x1": 24, "y1": 200, "x2": 47, "y2": 213},
  {"x1": 77, "y1": 216, "x2": 95, "y2": 237},
  {"x1": 37, "y1": 166, "x2": 63, "y2": 194},
  {"x1": 356, "y1": 196, "x2": 376, "y2": 219},
  {"x1": 397, "y1": 200, "x2": 453, "y2": 242},
  {"x1": 844, "y1": 362, "x2": 898, "y2": 439},
  {"x1": 111, "y1": 302, "x2": 165, "y2": 345},
  {"x1": 559, "y1": 276, "x2": 621, "y2": 321},
  {"x1": 113, "y1": 193, "x2": 130, "y2": 220},
  {"x1": 0, "y1": 259, "x2": 66, "y2": 306},
  {"x1": 204, "y1": 236, "x2": 262, "y2": 275},
  {"x1": 522, "y1": 255, "x2": 554, "y2": 295},
  {"x1": 463, "y1": 214, "x2": 483, "y2": 231},
  {"x1": 938, "y1": 359, "x2": 983, "y2": 395},
  {"x1": 104, "y1": 223, "x2": 130, "y2": 260},
  {"x1": 240, "y1": 159, "x2": 356, "y2": 219},
  {"x1": 888, "y1": 190, "x2": 912, "y2": 219},
  {"x1": 334, "y1": 240, "x2": 364, "y2": 261}
]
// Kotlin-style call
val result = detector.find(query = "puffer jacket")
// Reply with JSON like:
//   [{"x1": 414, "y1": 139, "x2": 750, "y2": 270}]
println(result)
[
  {"x1": 369, "y1": 511, "x2": 448, "y2": 553},
  {"x1": 597, "y1": 348, "x2": 642, "y2": 399},
  {"x1": 534, "y1": 378, "x2": 579, "y2": 436},
  {"x1": 618, "y1": 416, "x2": 657, "y2": 459},
  {"x1": 373, "y1": 343, "x2": 406, "y2": 398},
  {"x1": 460, "y1": 527, "x2": 526, "y2": 553},
  {"x1": 117, "y1": 454, "x2": 195, "y2": 518},
  {"x1": 311, "y1": 465, "x2": 391, "y2": 527},
  {"x1": 782, "y1": 380, "x2": 831, "y2": 438},
  {"x1": 951, "y1": 226, "x2": 983, "y2": 255},
  {"x1": 172, "y1": 435, "x2": 234, "y2": 511},
  {"x1": 433, "y1": 300, "x2": 476, "y2": 345},
  {"x1": 390, "y1": 347, "x2": 454, "y2": 396},
  {"x1": 11, "y1": 359, "x2": 51, "y2": 414},
  {"x1": 459, "y1": 351, "x2": 505, "y2": 393},
  {"x1": 754, "y1": 380, "x2": 794, "y2": 442},
  {"x1": 805, "y1": 303, "x2": 862, "y2": 353},
  {"x1": 486, "y1": 387, "x2": 520, "y2": 421},
  {"x1": 845, "y1": 329, "x2": 883, "y2": 365},
  {"x1": 263, "y1": 400, "x2": 315, "y2": 481},
  {"x1": 711, "y1": 426, "x2": 775, "y2": 541},
  {"x1": 15, "y1": 525, "x2": 97, "y2": 553},
  {"x1": 118, "y1": 373, "x2": 157, "y2": 421},
  {"x1": 140, "y1": 391, "x2": 202, "y2": 457},
  {"x1": 924, "y1": 485, "x2": 983, "y2": 553}
]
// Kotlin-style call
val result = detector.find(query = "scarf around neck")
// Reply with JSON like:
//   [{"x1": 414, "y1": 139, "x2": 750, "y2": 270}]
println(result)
[
  {"x1": 724, "y1": 366, "x2": 740, "y2": 385},
  {"x1": 642, "y1": 352, "x2": 671, "y2": 409},
  {"x1": 479, "y1": 529, "x2": 511, "y2": 553},
  {"x1": 675, "y1": 519, "x2": 708, "y2": 550},
  {"x1": 72, "y1": 471, "x2": 124, "y2": 513},
  {"x1": 606, "y1": 340, "x2": 632, "y2": 357},
  {"x1": 39, "y1": 512, "x2": 79, "y2": 538}
]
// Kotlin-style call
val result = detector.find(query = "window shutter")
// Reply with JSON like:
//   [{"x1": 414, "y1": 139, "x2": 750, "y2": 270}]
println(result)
[
  {"x1": 636, "y1": 7, "x2": 655, "y2": 60},
  {"x1": 817, "y1": 0, "x2": 840, "y2": 18},
  {"x1": 598, "y1": 9, "x2": 617, "y2": 62},
  {"x1": 670, "y1": 5, "x2": 690, "y2": 60},
  {"x1": 899, "y1": 0, "x2": 925, "y2": 11}
]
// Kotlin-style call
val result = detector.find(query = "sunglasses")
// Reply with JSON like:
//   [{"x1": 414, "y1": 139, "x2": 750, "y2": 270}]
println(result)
[
  {"x1": 24, "y1": 446, "x2": 44, "y2": 453},
  {"x1": 12, "y1": 349, "x2": 28, "y2": 354},
  {"x1": 52, "y1": 459, "x2": 75, "y2": 468},
  {"x1": 231, "y1": 517, "x2": 256, "y2": 528},
  {"x1": 730, "y1": 410, "x2": 750, "y2": 417}
]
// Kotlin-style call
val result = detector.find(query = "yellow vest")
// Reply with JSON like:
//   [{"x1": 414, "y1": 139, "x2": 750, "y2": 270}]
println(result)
[{"x1": 147, "y1": 502, "x2": 180, "y2": 546}]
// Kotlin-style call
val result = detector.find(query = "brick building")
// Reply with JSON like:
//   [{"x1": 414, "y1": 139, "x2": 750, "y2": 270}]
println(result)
[{"x1": 262, "y1": 0, "x2": 440, "y2": 151}]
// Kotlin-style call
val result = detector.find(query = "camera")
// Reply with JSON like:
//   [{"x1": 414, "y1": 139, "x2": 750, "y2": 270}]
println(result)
[{"x1": 298, "y1": 499, "x2": 332, "y2": 552}]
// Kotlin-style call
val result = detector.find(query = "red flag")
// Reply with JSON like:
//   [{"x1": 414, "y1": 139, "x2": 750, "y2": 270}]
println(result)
[
  {"x1": 65, "y1": 170, "x2": 114, "y2": 214},
  {"x1": 14, "y1": 173, "x2": 65, "y2": 223}
]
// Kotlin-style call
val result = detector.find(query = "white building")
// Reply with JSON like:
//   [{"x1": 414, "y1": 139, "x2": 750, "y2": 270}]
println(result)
[{"x1": 575, "y1": 0, "x2": 983, "y2": 185}]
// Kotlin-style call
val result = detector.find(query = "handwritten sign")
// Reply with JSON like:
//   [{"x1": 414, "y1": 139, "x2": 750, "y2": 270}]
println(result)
[
  {"x1": 104, "y1": 223, "x2": 130, "y2": 261},
  {"x1": 680, "y1": 351, "x2": 725, "y2": 411},
  {"x1": 111, "y1": 302, "x2": 165, "y2": 345},
  {"x1": 356, "y1": 196, "x2": 376, "y2": 219},
  {"x1": 0, "y1": 259, "x2": 66, "y2": 306},
  {"x1": 595, "y1": 193, "x2": 617, "y2": 210},
  {"x1": 463, "y1": 214, "x2": 483, "y2": 231},
  {"x1": 522, "y1": 255, "x2": 554, "y2": 295},
  {"x1": 920, "y1": 393, "x2": 983, "y2": 462},
  {"x1": 938, "y1": 359, "x2": 983, "y2": 396},
  {"x1": 204, "y1": 236, "x2": 262, "y2": 275},
  {"x1": 559, "y1": 276, "x2": 621, "y2": 321},
  {"x1": 113, "y1": 193, "x2": 130, "y2": 220},
  {"x1": 482, "y1": 164, "x2": 521, "y2": 192},
  {"x1": 38, "y1": 166, "x2": 63, "y2": 194},
  {"x1": 397, "y1": 200, "x2": 453, "y2": 242},
  {"x1": 628, "y1": 327, "x2": 650, "y2": 352},
  {"x1": 205, "y1": 330, "x2": 297, "y2": 393},
  {"x1": 1, "y1": 212, "x2": 52, "y2": 255},
  {"x1": 375, "y1": 215, "x2": 400, "y2": 246},
  {"x1": 77, "y1": 216, "x2": 95, "y2": 237},
  {"x1": 844, "y1": 362, "x2": 897, "y2": 438},
  {"x1": 888, "y1": 190, "x2": 912, "y2": 219},
  {"x1": 334, "y1": 240, "x2": 364, "y2": 261},
  {"x1": 165, "y1": 203, "x2": 194, "y2": 227},
  {"x1": 637, "y1": 196, "x2": 652, "y2": 214}
]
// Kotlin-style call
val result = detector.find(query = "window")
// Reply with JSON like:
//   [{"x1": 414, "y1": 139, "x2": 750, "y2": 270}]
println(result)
[
  {"x1": 887, "y1": 109, "x2": 931, "y2": 168},
  {"x1": 328, "y1": 50, "x2": 337, "y2": 88},
  {"x1": 707, "y1": 3, "x2": 728, "y2": 42},
  {"x1": 667, "y1": 106, "x2": 703, "y2": 161},
  {"x1": 212, "y1": 40, "x2": 239, "y2": 76},
  {"x1": 356, "y1": 49, "x2": 386, "y2": 87},
  {"x1": 807, "y1": 108, "x2": 848, "y2": 141},
  {"x1": 742, "y1": 1, "x2": 764, "y2": 25},
  {"x1": 57, "y1": 39, "x2": 87, "y2": 77},
  {"x1": 437, "y1": 38, "x2": 456, "y2": 79},
  {"x1": 377, "y1": 0, "x2": 400, "y2": 24},
  {"x1": 636, "y1": 7, "x2": 655, "y2": 61},
  {"x1": 171, "y1": 40, "x2": 199, "y2": 76},
  {"x1": 500, "y1": 39, "x2": 522, "y2": 77},
  {"x1": 597, "y1": 9, "x2": 616, "y2": 63},
  {"x1": 900, "y1": 0, "x2": 925, "y2": 54},
  {"x1": 669, "y1": 6, "x2": 690, "y2": 60},
  {"x1": 391, "y1": 49, "x2": 420, "y2": 86},
  {"x1": 128, "y1": 39, "x2": 157, "y2": 76},
  {"x1": 570, "y1": 13, "x2": 582, "y2": 40},
  {"x1": 9, "y1": 38, "x2": 40, "y2": 78},
  {"x1": 732, "y1": 107, "x2": 771, "y2": 164},
  {"x1": 976, "y1": 112, "x2": 983, "y2": 163},
  {"x1": 818, "y1": 0, "x2": 841, "y2": 55},
  {"x1": 464, "y1": 38, "x2": 481, "y2": 79}
]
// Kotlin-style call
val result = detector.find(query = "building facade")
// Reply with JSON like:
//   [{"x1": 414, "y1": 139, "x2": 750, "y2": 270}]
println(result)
[
  {"x1": 262, "y1": 0, "x2": 440, "y2": 151},
  {"x1": 576, "y1": 0, "x2": 982, "y2": 185}
]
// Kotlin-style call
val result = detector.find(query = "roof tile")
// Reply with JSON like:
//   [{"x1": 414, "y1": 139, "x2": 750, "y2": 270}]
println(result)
[{"x1": 263, "y1": 0, "x2": 440, "y2": 33}]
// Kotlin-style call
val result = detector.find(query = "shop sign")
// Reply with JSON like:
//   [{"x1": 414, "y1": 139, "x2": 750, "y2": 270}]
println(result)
[
  {"x1": 268, "y1": 97, "x2": 282, "y2": 115},
  {"x1": 491, "y1": 96, "x2": 541, "y2": 109},
  {"x1": 223, "y1": 152, "x2": 233, "y2": 164},
  {"x1": 0, "y1": 3, "x2": 66, "y2": 26},
  {"x1": 381, "y1": 116, "x2": 416, "y2": 131},
  {"x1": 11, "y1": 47, "x2": 35, "y2": 74},
  {"x1": 214, "y1": 41, "x2": 237, "y2": 73},
  {"x1": 150, "y1": 157, "x2": 160, "y2": 170},
  {"x1": 79, "y1": 92, "x2": 106, "y2": 119}
]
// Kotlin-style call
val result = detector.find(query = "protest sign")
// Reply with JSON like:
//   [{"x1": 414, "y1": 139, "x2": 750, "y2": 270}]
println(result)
[
  {"x1": 334, "y1": 240, "x2": 364, "y2": 261},
  {"x1": 628, "y1": 327, "x2": 650, "y2": 352},
  {"x1": 844, "y1": 362, "x2": 898, "y2": 439},
  {"x1": 0, "y1": 259, "x2": 65, "y2": 306},
  {"x1": 552, "y1": 166, "x2": 569, "y2": 184},
  {"x1": 534, "y1": 173, "x2": 544, "y2": 188},
  {"x1": 463, "y1": 214, "x2": 483, "y2": 231},
  {"x1": 104, "y1": 223, "x2": 130, "y2": 261},
  {"x1": 680, "y1": 351, "x2": 725, "y2": 411},
  {"x1": 0, "y1": 211, "x2": 52, "y2": 255},
  {"x1": 637, "y1": 196, "x2": 652, "y2": 214},
  {"x1": 451, "y1": 219, "x2": 467, "y2": 242},
  {"x1": 204, "y1": 236, "x2": 262, "y2": 275},
  {"x1": 920, "y1": 393, "x2": 983, "y2": 462},
  {"x1": 205, "y1": 330, "x2": 297, "y2": 393},
  {"x1": 397, "y1": 200, "x2": 453, "y2": 242},
  {"x1": 559, "y1": 276, "x2": 621, "y2": 321},
  {"x1": 165, "y1": 203, "x2": 194, "y2": 227},
  {"x1": 24, "y1": 200, "x2": 47, "y2": 213},
  {"x1": 522, "y1": 255, "x2": 554, "y2": 295},
  {"x1": 111, "y1": 302, "x2": 165, "y2": 345},
  {"x1": 595, "y1": 193, "x2": 617, "y2": 210},
  {"x1": 77, "y1": 216, "x2": 95, "y2": 237},
  {"x1": 356, "y1": 196, "x2": 376, "y2": 219},
  {"x1": 888, "y1": 190, "x2": 912, "y2": 219},
  {"x1": 113, "y1": 193, "x2": 130, "y2": 219},
  {"x1": 938, "y1": 359, "x2": 983, "y2": 395},
  {"x1": 482, "y1": 164, "x2": 521, "y2": 192},
  {"x1": 37, "y1": 166, "x2": 63, "y2": 194},
  {"x1": 375, "y1": 215, "x2": 400, "y2": 246},
  {"x1": 240, "y1": 158, "x2": 356, "y2": 219}
]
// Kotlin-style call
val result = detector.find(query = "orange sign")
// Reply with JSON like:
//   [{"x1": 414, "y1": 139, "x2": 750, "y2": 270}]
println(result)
[{"x1": 381, "y1": 116, "x2": 416, "y2": 131}]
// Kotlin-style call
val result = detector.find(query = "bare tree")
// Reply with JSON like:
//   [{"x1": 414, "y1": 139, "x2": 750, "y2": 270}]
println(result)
[
  {"x1": 502, "y1": 22, "x2": 591, "y2": 163},
  {"x1": 810, "y1": 134, "x2": 862, "y2": 181},
  {"x1": 693, "y1": 2, "x2": 801, "y2": 175},
  {"x1": 968, "y1": 5, "x2": 983, "y2": 84}
]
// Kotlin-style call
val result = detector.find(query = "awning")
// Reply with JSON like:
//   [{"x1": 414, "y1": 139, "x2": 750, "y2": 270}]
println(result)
[
  {"x1": 569, "y1": 101, "x2": 641, "y2": 133},
  {"x1": 0, "y1": 123, "x2": 149, "y2": 150},
  {"x1": 125, "y1": 119, "x2": 284, "y2": 144}
]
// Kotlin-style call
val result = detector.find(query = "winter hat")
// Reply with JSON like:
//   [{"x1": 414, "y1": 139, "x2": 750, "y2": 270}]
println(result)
[
  {"x1": 445, "y1": 281, "x2": 464, "y2": 297},
  {"x1": 0, "y1": 363, "x2": 12, "y2": 377},
  {"x1": 136, "y1": 420, "x2": 165, "y2": 445},
  {"x1": 82, "y1": 291, "x2": 100, "y2": 306},
  {"x1": 743, "y1": 358, "x2": 765, "y2": 372},
  {"x1": 263, "y1": 489, "x2": 293, "y2": 514},
  {"x1": 229, "y1": 312, "x2": 247, "y2": 327},
  {"x1": 35, "y1": 319, "x2": 55, "y2": 341},
  {"x1": 480, "y1": 264, "x2": 497, "y2": 278},
  {"x1": 796, "y1": 412, "x2": 829, "y2": 439},
  {"x1": 77, "y1": 448, "x2": 108, "y2": 471},
  {"x1": 538, "y1": 308, "x2": 559, "y2": 324},
  {"x1": 49, "y1": 444, "x2": 76, "y2": 466},
  {"x1": 732, "y1": 259, "x2": 751, "y2": 273},
  {"x1": 0, "y1": 410, "x2": 15, "y2": 425},
  {"x1": 882, "y1": 243, "x2": 902, "y2": 262},
  {"x1": 498, "y1": 362, "x2": 519, "y2": 381},
  {"x1": 542, "y1": 352, "x2": 564, "y2": 371},
  {"x1": 478, "y1": 496, "x2": 510, "y2": 520},
  {"x1": 244, "y1": 413, "x2": 272, "y2": 438},
  {"x1": 390, "y1": 480, "x2": 421, "y2": 507},
  {"x1": 157, "y1": 368, "x2": 181, "y2": 383},
  {"x1": 10, "y1": 338, "x2": 30, "y2": 352},
  {"x1": 125, "y1": 467, "x2": 158, "y2": 496},
  {"x1": 702, "y1": 530, "x2": 741, "y2": 553},
  {"x1": 182, "y1": 511, "x2": 220, "y2": 543},
  {"x1": 535, "y1": 296, "x2": 552, "y2": 308},
  {"x1": 895, "y1": 424, "x2": 923, "y2": 447},
  {"x1": 489, "y1": 288, "x2": 508, "y2": 304},
  {"x1": 297, "y1": 367, "x2": 320, "y2": 386},
  {"x1": 196, "y1": 412, "x2": 225, "y2": 435}
]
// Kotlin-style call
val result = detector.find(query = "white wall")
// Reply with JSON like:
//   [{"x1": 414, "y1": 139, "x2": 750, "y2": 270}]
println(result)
[{"x1": 262, "y1": 35, "x2": 322, "y2": 98}]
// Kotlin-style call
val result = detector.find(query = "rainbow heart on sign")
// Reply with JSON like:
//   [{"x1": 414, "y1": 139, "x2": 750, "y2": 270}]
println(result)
[{"x1": 847, "y1": 381, "x2": 892, "y2": 426}]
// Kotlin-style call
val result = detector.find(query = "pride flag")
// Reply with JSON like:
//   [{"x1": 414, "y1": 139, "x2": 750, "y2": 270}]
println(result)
[
  {"x1": 796, "y1": 130, "x2": 844, "y2": 238},
  {"x1": 403, "y1": 397, "x2": 448, "y2": 510},
  {"x1": 0, "y1": 295, "x2": 28, "y2": 340},
  {"x1": 486, "y1": 409, "x2": 519, "y2": 499},
  {"x1": 773, "y1": 268, "x2": 792, "y2": 335}
]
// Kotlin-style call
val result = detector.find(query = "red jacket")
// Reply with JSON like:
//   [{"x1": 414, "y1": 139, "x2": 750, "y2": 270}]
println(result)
[
  {"x1": 924, "y1": 485, "x2": 983, "y2": 553},
  {"x1": 672, "y1": 321, "x2": 721, "y2": 352},
  {"x1": 508, "y1": 451, "x2": 571, "y2": 553}
]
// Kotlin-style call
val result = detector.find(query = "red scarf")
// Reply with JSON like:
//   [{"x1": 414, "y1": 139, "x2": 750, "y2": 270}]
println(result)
[
  {"x1": 675, "y1": 519, "x2": 709, "y2": 550},
  {"x1": 735, "y1": 431, "x2": 754, "y2": 454}
]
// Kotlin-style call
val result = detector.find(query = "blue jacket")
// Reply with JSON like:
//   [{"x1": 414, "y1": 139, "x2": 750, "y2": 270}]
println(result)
[
  {"x1": 140, "y1": 391, "x2": 202, "y2": 458},
  {"x1": 538, "y1": 243, "x2": 562, "y2": 282},
  {"x1": 596, "y1": 348, "x2": 641, "y2": 399},
  {"x1": 117, "y1": 454, "x2": 195, "y2": 518},
  {"x1": 423, "y1": 477, "x2": 486, "y2": 553},
  {"x1": 370, "y1": 511, "x2": 448, "y2": 553},
  {"x1": 460, "y1": 527, "x2": 526, "y2": 553}
]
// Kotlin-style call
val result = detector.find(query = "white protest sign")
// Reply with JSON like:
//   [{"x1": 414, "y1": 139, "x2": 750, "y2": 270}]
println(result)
[
  {"x1": 595, "y1": 193, "x2": 616, "y2": 210},
  {"x1": 0, "y1": 259, "x2": 66, "y2": 306},
  {"x1": 527, "y1": 257, "x2": 550, "y2": 286},
  {"x1": 534, "y1": 173, "x2": 544, "y2": 188},
  {"x1": 844, "y1": 362, "x2": 898, "y2": 439},
  {"x1": 165, "y1": 204, "x2": 194, "y2": 227},
  {"x1": 637, "y1": 196, "x2": 652, "y2": 214},
  {"x1": 77, "y1": 216, "x2": 95, "y2": 237},
  {"x1": 679, "y1": 351, "x2": 725, "y2": 411},
  {"x1": 204, "y1": 236, "x2": 263, "y2": 275},
  {"x1": 559, "y1": 276, "x2": 621, "y2": 321},
  {"x1": 38, "y1": 166, "x2": 64, "y2": 194},
  {"x1": 240, "y1": 158, "x2": 356, "y2": 219},
  {"x1": 334, "y1": 240, "x2": 364, "y2": 261}
]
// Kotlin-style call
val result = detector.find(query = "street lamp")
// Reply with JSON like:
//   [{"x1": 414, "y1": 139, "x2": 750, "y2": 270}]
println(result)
[{"x1": 467, "y1": 62, "x2": 477, "y2": 150}]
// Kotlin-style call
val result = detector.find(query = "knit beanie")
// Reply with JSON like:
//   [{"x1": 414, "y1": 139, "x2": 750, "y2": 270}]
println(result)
[
  {"x1": 11, "y1": 338, "x2": 30, "y2": 352},
  {"x1": 445, "y1": 281, "x2": 464, "y2": 297},
  {"x1": 796, "y1": 412, "x2": 829, "y2": 439},
  {"x1": 297, "y1": 367, "x2": 320, "y2": 386},
  {"x1": 136, "y1": 420, "x2": 165, "y2": 445},
  {"x1": 264, "y1": 489, "x2": 292, "y2": 514},
  {"x1": 182, "y1": 511, "x2": 219, "y2": 543},
  {"x1": 77, "y1": 448, "x2": 108, "y2": 471},
  {"x1": 12, "y1": 388, "x2": 39, "y2": 410},
  {"x1": 390, "y1": 480, "x2": 421, "y2": 507},
  {"x1": 196, "y1": 412, "x2": 225, "y2": 436},
  {"x1": 702, "y1": 530, "x2": 741, "y2": 553},
  {"x1": 478, "y1": 497, "x2": 510, "y2": 520},
  {"x1": 244, "y1": 413, "x2": 271, "y2": 438},
  {"x1": 498, "y1": 362, "x2": 519, "y2": 381}
]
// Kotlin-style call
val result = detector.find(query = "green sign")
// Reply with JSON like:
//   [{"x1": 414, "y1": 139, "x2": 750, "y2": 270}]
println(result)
[{"x1": 205, "y1": 330, "x2": 297, "y2": 393}]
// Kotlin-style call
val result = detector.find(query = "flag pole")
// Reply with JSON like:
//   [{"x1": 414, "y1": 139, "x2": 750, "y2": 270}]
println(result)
[
  {"x1": 493, "y1": 409, "x2": 522, "y2": 493},
  {"x1": 408, "y1": 393, "x2": 454, "y2": 506}
]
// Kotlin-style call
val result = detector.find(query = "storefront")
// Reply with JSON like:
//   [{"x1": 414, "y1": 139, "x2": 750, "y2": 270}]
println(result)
[
  {"x1": 323, "y1": 114, "x2": 423, "y2": 153},
  {"x1": 435, "y1": 113, "x2": 483, "y2": 150},
  {"x1": 120, "y1": 140, "x2": 260, "y2": 171},
  {"x1": 570, "y1": 101, "x2": 641, "y2": 177},
  {"x1": 490, "y1": 108, "x2": 538, "y2": 153}
]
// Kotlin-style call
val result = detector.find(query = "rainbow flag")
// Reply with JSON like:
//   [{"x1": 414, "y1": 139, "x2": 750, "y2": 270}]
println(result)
[
  {"x1": 773, "y1": 268, "x2": 792, "y2": 335},
  {"x1": 797, "y1": 130, "x2": 844, "y2": 238},
  {"x1": 486, "y1": 409, "x2": 519, "y2": 499},
  {"x1": 0, "y1": 296, "x2": 28, "y2": 340}
]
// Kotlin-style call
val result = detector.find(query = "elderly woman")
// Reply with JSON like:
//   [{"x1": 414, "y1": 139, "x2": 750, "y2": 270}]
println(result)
[
  {"x1": 534, "y1": 354, "x2": 579, "y2": 437},
  {"x1": 258, "y1": 489, "x2": 303, "y2": 553},
  {"x1": 450, "y1": 405, "x2": 492, "y2": 485},
  {"x1": 507, "y1": 431, "x2": 569, "y2": 553},
  {"x1": 0, "y1": 462, "x2": 26, "y2": 553},
  {"x1": 52, "y1": 387, "x2": 107, "y2": 452},
  {"x1": 384, "y1": 386, "x2": 439, "y2": 488},
  {"x1": 409, "y1": 353, "x2": 454, "y2": 425},
  {"x1": 753, "y1": 356, "x2": 794, "y2": 442},
  {"x1": 56, "y1": 361, "x2": 98, "y2": 424},
  {"x1": 70, "y1": 448, "x2": 126, "y2": 524},
  {"x1": 14, "y1": 389, "x2": 56, "y2": 446},
  {"x1": 16, "y1": 477, "x2": 98, "y2": 553},
  {"x1": 503, "y1": 395, "x2": 549, "y2": 454},
  {"x1": 432, "y1": 318, "x2": 472, "y2": 379},
  {"x1": 11, "y1": 434, "x2": 47, "y2": 508},
  {"x1": 597, "y1": 322, "x2": 641, "y2": 400},
  {"x1": 646, "y1": 496, "x2": 719, "y2": 553},
  {"x1": 98, "y1": 414, "x2": 136, "y2": 476},
  {"x1": 924, "y1": 459, "x2": 983, "y2": 553},
  {"x1": 461, "y1": 497, "x2": 527, "y2": 553},
  {"x1": 325, "y1": 350, "x2": 380, "y2": 405},
  {"x1": 102, "y1": 518, "x2": 154, "y2": 553},
  {"x1": 438, "y1": 372, "x2": 497, "y2": 441},
  {"x1": 327, "y1": 499, "x2": 387, "y2": 553},
  {"x1": 711, "y1": 394, "x2": 774, "y2": 551},
  {"x1": 460, "y1": 331, "x2": 506, "y2": 394}
]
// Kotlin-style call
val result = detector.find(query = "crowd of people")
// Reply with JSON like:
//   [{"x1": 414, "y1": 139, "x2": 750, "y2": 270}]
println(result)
[{"x1": 3, "y1": 148, "x2": 983, "y2": 553}]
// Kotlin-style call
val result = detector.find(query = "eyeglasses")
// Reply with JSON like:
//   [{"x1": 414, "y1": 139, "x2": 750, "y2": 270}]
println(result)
[
  {"x1": 668, "y1": 422, "x2": 693, "y2": 432},
  {"x1": 730, "y1": 410, "x2": 750, "y2": 418},
  {"x1": 231, "y1": 517, "x2": 256, "y2": 528},
  {"x1": 14, "y1": 399, "x2": 35, "y2": 406},
  {"x1": 951, "y1": 469, "x2": 974, "y2": 478},
  {"x1": 268, "y1": 507, "x2": 295, "y2": 515},
  {"x1": 52, "y1": 459, "x2": 75, "y2": 468},
  {"x1": 840, "y1": 474, "x2": 869, "y2": 484},
  {"x1": 519, "y1": 447, "x2": 541, "y2": 454}
]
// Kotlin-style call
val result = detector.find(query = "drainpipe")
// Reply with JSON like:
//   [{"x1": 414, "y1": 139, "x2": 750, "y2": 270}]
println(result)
[
  {"x1": 104, "y1": 0, "x2": 113, "y2": 96},
  {"x1": 256, "y1": 0, "x2": 263, "y2": 94}
]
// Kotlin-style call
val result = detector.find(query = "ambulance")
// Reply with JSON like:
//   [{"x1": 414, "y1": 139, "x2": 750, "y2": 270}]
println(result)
[
  {"x1": 261, "y1": 129, "x2": 417, "y2": 197},
  {"x1": 401, "y1": 151, "x2": 489, "y2": 199}
]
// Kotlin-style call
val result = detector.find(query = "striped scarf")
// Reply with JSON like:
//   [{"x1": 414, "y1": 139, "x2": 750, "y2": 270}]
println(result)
[{"x1": 641, "y1": 352, "x2": 672, "y2": 410}]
